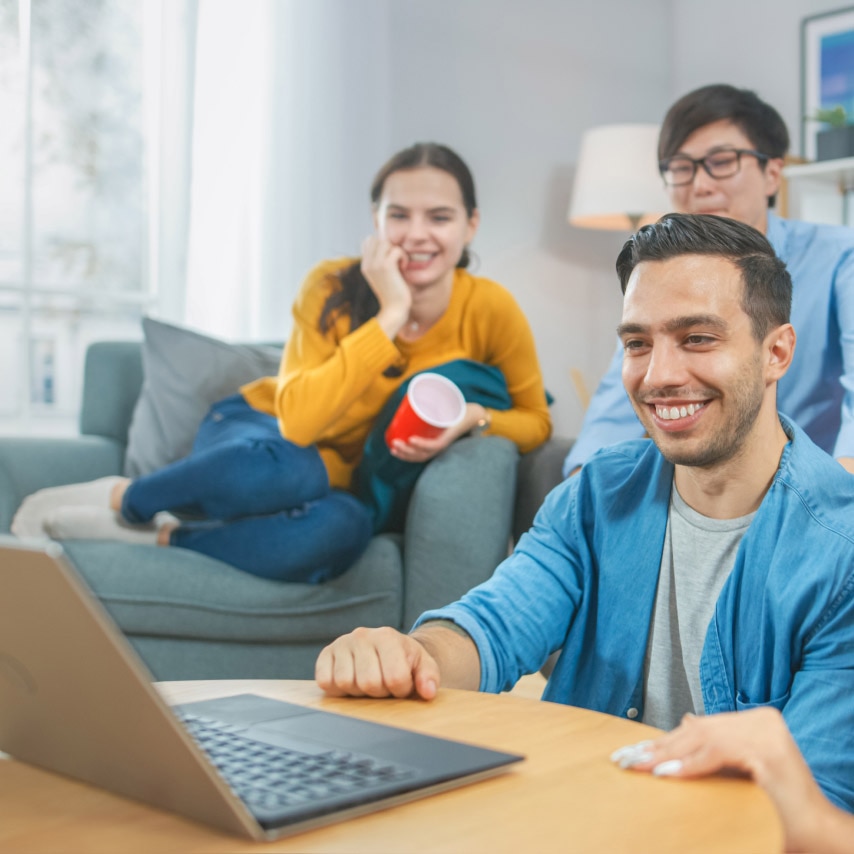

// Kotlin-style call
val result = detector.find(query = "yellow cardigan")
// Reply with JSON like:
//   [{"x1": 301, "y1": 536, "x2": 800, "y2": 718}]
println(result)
[{"x1": 242, "y1": 257, "x2": 552, "y2": 490}]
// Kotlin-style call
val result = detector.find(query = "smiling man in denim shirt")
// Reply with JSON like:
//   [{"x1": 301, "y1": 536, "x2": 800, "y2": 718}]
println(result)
[{"x1": 316, "y1": 214, "x2": 854, "y2": 814}]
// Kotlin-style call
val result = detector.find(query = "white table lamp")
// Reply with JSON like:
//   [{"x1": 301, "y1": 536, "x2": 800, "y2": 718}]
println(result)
[{"x1": 568, "y1": 124, "x2": 672, "y2": 232}]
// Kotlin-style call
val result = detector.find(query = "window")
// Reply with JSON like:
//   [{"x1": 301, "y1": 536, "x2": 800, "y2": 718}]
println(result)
[{"x1": 0, "y1": 0, "x2": 154, "y2": 435}]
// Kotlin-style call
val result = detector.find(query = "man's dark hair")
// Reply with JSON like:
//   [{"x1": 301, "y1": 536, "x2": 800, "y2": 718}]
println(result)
[
  {"x1": 658, "y1": 84, "x2": 790, "y2": 208},
  {"x1": 616, "y1": 213, "x2": 792, "y2": 340}
]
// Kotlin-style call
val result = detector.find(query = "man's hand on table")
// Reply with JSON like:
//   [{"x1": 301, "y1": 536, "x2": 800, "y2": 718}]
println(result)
[
  {"x1": 315, "y1": 627, "x2": 441, "y2": 700},
  {"x1": 315, "y1": 621, "x2": 481, "y2": 700}
]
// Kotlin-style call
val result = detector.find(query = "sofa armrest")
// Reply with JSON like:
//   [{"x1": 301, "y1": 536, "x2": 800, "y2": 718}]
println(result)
[
  {"x1": 513, "y1": 437, "x2": 574, "y2": 543},
  {"x1": 401, "y1": 435, "x2": 518, "y2": 628},
  {"x1": 0, "y1": 436, "x2": 125, "y2": 531},
  {"x1": 79, "y1": 341, "x2": 143, "y2": 444}
]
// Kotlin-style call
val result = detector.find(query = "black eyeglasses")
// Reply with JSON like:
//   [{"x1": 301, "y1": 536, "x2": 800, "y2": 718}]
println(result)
[{"x1": 659, "y1": 149, "x2": 770, "y2": 186}]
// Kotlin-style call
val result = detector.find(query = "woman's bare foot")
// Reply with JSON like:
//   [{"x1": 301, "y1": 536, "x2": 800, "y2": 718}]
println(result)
[{"x1": 109, "y1": 479, "x2": 131, "y2": 513}]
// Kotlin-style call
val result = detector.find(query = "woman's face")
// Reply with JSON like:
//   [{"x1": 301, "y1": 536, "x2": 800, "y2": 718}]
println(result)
[{"x1": 373, "y1": 166, "x2": 479, "y2": 294}]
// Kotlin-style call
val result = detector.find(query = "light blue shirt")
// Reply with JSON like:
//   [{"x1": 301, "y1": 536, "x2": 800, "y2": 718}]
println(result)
[
  {"x1": 563, "y1": 213, "x2": 854, "y2": 475},
  {"x1": 418, "y1": 416, "x2": 854, "y2": 811}
]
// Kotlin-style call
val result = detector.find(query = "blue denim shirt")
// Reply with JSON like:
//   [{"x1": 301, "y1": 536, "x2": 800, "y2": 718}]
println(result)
[
  {"x1": 418, "y1": 416, "x2": 854, "y2": 810},
  {"x1": 564, "y1": 213, "x2": 854, "y2": 474}
]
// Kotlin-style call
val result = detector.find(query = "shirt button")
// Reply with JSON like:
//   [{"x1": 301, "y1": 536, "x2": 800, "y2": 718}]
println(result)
[{"x1": 626, "y1": 708, "x2": 638, "y2": 719}]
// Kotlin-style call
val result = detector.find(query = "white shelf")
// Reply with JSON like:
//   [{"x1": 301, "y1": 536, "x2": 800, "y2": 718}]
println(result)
[
  {"x1": 782, "y1": 158, "x2": 854, "y2": 226},
  {"x1": 784, "y1": 158, "x2": 854, "y2": 189}
]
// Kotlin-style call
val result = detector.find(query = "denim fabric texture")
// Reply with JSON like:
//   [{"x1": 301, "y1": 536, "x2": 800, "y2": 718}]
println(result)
[{"x1": 122, "y1": 394, "x2": 372, "y2": 582}]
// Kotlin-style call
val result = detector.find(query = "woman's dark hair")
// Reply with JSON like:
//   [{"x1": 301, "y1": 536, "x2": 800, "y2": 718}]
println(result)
[
  {"x1": 616, "y1": 213, "x2": 791, "y2": 341},
  {"x1": 319, "y1": 143, "x2": 477, "y2": 341},
  {"x1": 658, "y1": 84, "x2": 789, "y2": 208}
]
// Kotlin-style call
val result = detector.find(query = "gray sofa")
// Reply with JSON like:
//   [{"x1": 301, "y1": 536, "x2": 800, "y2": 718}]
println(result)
[{"x1": 0, "y1": 340, "x2": 572, "y2": 681}]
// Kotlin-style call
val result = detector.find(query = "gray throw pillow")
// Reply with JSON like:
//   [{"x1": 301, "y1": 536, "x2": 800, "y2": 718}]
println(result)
[{"x1": 124, "y1": 317, "x2": 283, "y2": 477}]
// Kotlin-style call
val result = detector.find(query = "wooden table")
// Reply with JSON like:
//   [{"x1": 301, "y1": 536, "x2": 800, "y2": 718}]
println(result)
[{"x1": 0, "y1": 679, "x2": 782, "y2": 853}]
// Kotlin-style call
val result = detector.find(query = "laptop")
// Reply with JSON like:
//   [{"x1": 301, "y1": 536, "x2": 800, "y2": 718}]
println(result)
[{"x1": 0, "y1": 538, "x2": 523, "y2": 841}]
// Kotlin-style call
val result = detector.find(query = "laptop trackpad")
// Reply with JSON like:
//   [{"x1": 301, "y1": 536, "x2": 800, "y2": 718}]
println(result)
[
  {"x1": 252, "y1": 713, "x2": 399, "y2": 753},
  {"x1": 176, "y1": 693, "x2": 314, "y2": 724}
]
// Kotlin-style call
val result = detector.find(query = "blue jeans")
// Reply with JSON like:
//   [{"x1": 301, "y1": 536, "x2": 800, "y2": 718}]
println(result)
[{"x1": 121, "y1": 395, "x2": 372, "y2": 582}]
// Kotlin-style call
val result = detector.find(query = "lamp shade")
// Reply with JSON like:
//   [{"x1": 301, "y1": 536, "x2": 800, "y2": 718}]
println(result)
[{"x1": 568, "y1": 123, "x2": 671, "y2": 231}]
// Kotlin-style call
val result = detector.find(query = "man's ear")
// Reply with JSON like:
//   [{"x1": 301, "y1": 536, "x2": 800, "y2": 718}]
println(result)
[
  {"x1": 765, "y1": 323, "x2": 795, "y2": 382},
  {"x1": 763, "y1": 157, "x2": 784, "y2": 202}
]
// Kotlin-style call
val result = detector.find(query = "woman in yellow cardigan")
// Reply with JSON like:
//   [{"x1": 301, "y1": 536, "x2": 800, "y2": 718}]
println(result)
[{"x1": 13, "y1": 143, "x2": 551, "y2": 581}]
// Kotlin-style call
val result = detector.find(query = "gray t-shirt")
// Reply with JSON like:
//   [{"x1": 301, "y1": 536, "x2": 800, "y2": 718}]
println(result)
[{"x1": 642, "y1": 485, "x2": 755, "y2": 730}]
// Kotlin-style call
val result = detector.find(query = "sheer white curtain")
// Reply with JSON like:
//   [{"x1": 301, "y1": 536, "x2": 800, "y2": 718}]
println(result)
[
  {"x1": 152, "y1": 0, "x2": 391, "y2": 341},
  {"x1": 182, "y1": 0, "x2": 274, "y2": 339},
  {"x1": 147, "y1": 0, "x2": 197, "y2": 326}
]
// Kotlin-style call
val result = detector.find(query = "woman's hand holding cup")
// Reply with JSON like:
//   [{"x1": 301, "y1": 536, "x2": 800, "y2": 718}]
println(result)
[
  {"x1": 388, "y1": 404, "x2": 482, "y2": 463},
  {"x1": 386, "y1": 375, "x2": 482, "y2": 464}
]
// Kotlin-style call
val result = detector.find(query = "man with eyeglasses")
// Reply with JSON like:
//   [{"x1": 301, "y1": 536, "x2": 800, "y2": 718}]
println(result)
[{"x1": 563, "y1": 83, "x2": 854, "y2": 477}]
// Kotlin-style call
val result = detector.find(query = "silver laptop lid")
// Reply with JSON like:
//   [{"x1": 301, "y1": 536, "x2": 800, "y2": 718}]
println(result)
[
  {"x1": 0, "y1": 538, "x2": 260, "y2": 838},
  {"x1": 0, "y1": 538, "x2": 523, "y2": 841}
]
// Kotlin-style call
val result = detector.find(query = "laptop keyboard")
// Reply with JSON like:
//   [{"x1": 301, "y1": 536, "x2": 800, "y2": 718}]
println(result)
[{"x1": 179, "y1": 712, "x2": 416, "y2": 821}]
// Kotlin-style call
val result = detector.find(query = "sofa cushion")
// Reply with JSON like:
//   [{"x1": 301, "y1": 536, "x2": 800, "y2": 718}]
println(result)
[
  {"x1": 61, "y1": 534, "x2": 403, "y2": 643},
  {"x1": 124, "y1": 318, "x2": 282, "y2": 477}
]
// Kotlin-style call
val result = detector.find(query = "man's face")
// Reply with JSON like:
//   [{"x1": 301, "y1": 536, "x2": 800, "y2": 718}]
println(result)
[
  {"x1": 618, "y1": 254, "x2": 771, "y2": 469},
  {"x1": 664, "y1": 120, "x2": 783, "y2": 234}
]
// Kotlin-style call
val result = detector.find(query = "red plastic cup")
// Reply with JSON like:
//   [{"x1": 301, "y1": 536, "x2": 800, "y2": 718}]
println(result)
[{"x1": 385, "y1": 373, "x2": 467, "y2": 447}]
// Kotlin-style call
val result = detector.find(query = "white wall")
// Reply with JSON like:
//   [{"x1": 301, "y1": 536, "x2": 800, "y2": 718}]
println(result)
[
  {"x1": 384, "y1": 0, "x2": 673, "y2": 437},
  {"x1": 671, "y1": 0, "x2": 846, "y2": 155},
  {"x1": 259, "y1": 0, "x2": 392, "y2": 337}
]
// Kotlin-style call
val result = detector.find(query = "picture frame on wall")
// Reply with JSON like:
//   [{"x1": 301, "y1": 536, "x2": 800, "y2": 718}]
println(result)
[{"x1": 801, "y1": 6, "x2": 854, "y2": 161}]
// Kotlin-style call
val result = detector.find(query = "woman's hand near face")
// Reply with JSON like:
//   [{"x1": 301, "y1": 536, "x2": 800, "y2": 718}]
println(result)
[
  {"x1": 361, "y1": 236, "x2": 411, "y2": 339},
  {"x1": 388, "y1": 403, "x2": 487, "y2": 464}
]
